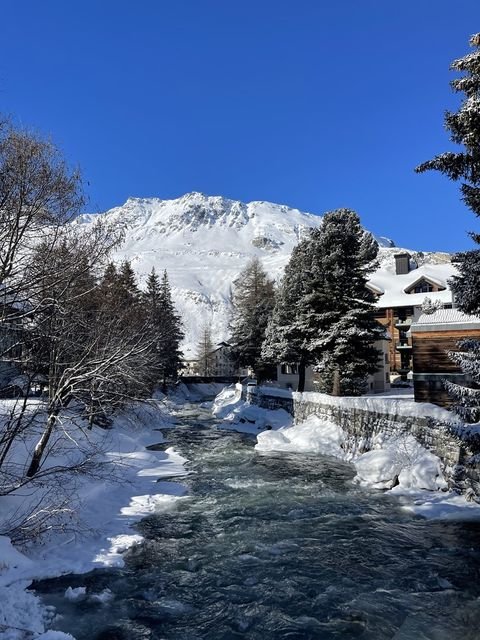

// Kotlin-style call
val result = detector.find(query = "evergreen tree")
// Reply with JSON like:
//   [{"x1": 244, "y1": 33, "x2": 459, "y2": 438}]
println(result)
[
  {"x1": 262, "y1": 209, "x2": 383, "y2": 394},
  {"x1": 118, "y1": 260, "x2": 141, "y2": 308},
  {"x1": 145, "y1": 269, "x2": 184, "y2": 387},
  {"x1": 416, "y1": 32, "x2": 480, "y2": 420},
  {"x1": 196, "y1": 325, "x2": 214, "y2": 376},
  {"x1": 309, "y1": 211, "x2": 383, "y2": 395},
  {"x1": 262, "y1": 239, "x2": 316, "y2": 391},
  {"x1": 230, "y1": 257, "x2": 275, "y2": 379}
]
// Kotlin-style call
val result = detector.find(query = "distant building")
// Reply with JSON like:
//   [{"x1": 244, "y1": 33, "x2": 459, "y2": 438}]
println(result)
[
  {"x1": 410, "y1": 308, "x2": 480, "y2": 407},
  {"x1": 210, "y1": 342, "x2": 236, "y2": 377},
  {"x1": 181, "y1": 342, "x2": 240, "y2": 377},
  {"x1": 367, "y1": 252, "x2": 456, "y2": 380}
]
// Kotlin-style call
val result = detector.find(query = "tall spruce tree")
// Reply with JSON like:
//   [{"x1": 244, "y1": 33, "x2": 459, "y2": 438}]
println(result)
[
  {"x1": 143, "y1": 268, "x2": 184, "y2": 389},
  {"x1": 230, "y1": 257, "x2": 275, "y2": 379},
  {"x1": 262, "y1": 239, "x2": 316, "y2": 391},
  {"x1": 196, "y1": 325, "x2": 214, "y2": 376},
  {"x1": 416, "y1": 32, "x2": 480, "y2": 421},
  {"x1": 262, "y1": 209, "x2": 383, "y2": 394},
  {"x1": 158, "y1": 270, "x2": 184, "y2": 385},
  {"x1": 118, "y1": 260, "x2": 141, "y2": 308}
]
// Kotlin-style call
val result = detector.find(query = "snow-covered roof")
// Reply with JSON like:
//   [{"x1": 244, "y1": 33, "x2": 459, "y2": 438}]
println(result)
[
  {"x1": 368, "y1": 260, "x2": 456, "y2": 310},
  {"x1": 402, "y1": 274, "x2": 446, "y2": 293},
  {"x1": 411, "y1": 308, "x2": 480, "y2": 332}
]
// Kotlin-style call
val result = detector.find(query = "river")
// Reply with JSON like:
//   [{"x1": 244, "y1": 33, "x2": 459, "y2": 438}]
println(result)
[{"x1": 34, "y1": 403, "x2": 480, "y2": 640}]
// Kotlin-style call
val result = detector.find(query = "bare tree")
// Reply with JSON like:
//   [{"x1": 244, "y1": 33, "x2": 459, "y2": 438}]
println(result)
[
  {"x1": 0, "y1": 120, "x2": 84, "y2": 298},
  {"x1": 0, "y1": 121, "x2": 161, "y2": 542}
]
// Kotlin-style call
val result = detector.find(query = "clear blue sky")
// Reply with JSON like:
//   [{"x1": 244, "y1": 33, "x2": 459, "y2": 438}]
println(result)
[{"x1": 1, "y1": 1, "x2": 479, "y2": 252}]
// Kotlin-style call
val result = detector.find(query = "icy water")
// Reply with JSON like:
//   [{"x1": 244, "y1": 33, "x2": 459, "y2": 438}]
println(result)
[{"x1": 36, "y1": 404, "x2": 480, "y2": 640}]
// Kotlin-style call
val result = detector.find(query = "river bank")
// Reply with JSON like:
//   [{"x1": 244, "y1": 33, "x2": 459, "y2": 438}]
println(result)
[
  {"x1": 0, "y1": 396, "x2": 193, "y2": 640},
  {"x1": 213, "y1": 384, "x2": 480, "y2": 520}
]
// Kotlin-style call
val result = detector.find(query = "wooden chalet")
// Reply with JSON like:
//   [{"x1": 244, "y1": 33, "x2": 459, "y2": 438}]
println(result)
[
  {"x1": 367, "y1": 252, "x2": 456, "y2": 381},
  {"x1": 410, "y1": 308, "x2": 480, "y2": 407}
]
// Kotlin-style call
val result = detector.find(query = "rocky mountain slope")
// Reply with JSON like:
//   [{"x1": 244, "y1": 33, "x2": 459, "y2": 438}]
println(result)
[{"x1": 76, "y1": 193, "x2": 453, "y2": 356}]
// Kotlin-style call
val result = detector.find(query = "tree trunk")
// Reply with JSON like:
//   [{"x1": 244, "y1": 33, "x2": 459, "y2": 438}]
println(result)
[
  {"x1": 297, "y1": 362, "x2": 306, "y2": 392},
  {"x1": 26, "y1": 409, "x2": 58, "y2": 477},
  {"x1": 332, "y1": 368, "x2": 341, "y2": 396}
]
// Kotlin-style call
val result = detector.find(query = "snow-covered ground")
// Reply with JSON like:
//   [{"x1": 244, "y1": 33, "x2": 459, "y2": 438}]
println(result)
[
  {"x1": 213, "y1": 387, "x2": 480, "y2": 521},
  {"x1": 0, "y1": 399, "x2": 188, "y2": 640}
]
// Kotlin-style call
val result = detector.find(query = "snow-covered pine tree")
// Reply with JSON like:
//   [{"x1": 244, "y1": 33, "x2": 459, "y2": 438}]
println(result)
[
  {"x1": 262, "y1": 209, "x2": 383, "y2": 394},
  {"x1": 308, "y1": 210, "x2": 383, "y2": 395},
  {"x1": 156, "y1": 270, "x2": 184, "y2": 386},
  {"x1": 230, "y1": 257, "x2": 275, "y2": 379},
  {"x1": 261, "y1": 237, "x2": 316, "y2": 391},
  {"x1": 416, "y1": 32, "x2": 480, "y2": 421}
]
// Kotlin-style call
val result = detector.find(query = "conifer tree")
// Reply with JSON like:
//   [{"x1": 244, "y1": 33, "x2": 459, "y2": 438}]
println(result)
[
  {"x1": 144, "y1": 269, "x2": 184, "y2": 387},
  {"x1": 416, "y1": 32, "x2": 480, "y2": 420},
  {"x1": 262, "y1": 239, "x2": 315, "y2": 391},
  {"x1": 262, "y1": 209, "x2": 382, "y2": 394},
  {"x1": 196, "y1": 325, "x2": 214, "y2": 376},
  {"x1": 118, "y1": 260, "x2": 141, "y2": 308},
  {"x1": 230, "y1": 257, "x2": 275, "y2": 379}
]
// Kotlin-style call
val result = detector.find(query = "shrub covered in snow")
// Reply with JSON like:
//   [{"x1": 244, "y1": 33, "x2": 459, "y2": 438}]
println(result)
[{"x1": 353, "y1": 435, "x2": 448, "y2": 491}]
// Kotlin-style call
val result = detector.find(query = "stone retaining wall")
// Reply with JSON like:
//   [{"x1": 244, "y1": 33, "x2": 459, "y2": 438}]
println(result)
[{"x1": 246, "y1": 387, "x2": 480, "y2": 495}]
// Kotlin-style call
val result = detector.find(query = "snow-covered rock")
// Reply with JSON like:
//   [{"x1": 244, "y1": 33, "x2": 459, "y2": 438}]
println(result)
[
  {"x1": 255, "y1": 415, "x2": 345, "y2": 456},
  {"x1": 353, "y1": 435, "x2": 448, "y2": 491}
]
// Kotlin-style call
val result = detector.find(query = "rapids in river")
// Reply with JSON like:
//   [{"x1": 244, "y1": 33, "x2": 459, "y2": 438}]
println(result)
[{"x1": 35, "y1": 404, "x2": 480, "y2": 640}]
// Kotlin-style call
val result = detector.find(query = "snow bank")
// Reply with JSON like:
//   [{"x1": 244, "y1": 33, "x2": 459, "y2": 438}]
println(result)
[
  {"x1": 213, "y1": 387, "x2": 292, "y2": 435},
  {"x1": 212, "y1": 384, "x2": 243, "y2": 419},
  {"x1": 256, "y1": 415, "x2": 345, "y2": 456},
  {"x1": 256, "y1": 416, "x2": 447, "y2": 492},
  {"x1": 170, "y1": 381, "x2": 227, "y2": 403},
  {"x1": 397, "y1": 490, "x2": 480, "y2": 520}
]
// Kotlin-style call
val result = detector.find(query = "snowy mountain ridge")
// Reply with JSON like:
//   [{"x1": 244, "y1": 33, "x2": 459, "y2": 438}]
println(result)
[{"x1": 75, "y1": 193, "x2": 452, "y2": 355}]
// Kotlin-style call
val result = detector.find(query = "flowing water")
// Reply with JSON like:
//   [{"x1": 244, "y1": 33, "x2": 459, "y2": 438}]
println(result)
[{"x1": 35, "y1": 404, "x2": 480, "y2": 640}]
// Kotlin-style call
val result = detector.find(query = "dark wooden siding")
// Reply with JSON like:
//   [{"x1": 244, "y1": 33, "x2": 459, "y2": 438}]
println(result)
[
  {"x1": 411, "y1": 332, "x2": 466, "y2": 374},
  {"x1": 412, "y1": 328, "x2": 480, "y2": 407},
  {"x1": 413, "y1": 380, "x2": 454, "y2": 406}
]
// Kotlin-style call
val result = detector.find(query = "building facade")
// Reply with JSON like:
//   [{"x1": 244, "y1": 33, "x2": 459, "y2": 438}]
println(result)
[
  {"x1": 368, "y1": 252, "x2": 456, "y2": 381},
  {"x1": 410, "y1": 308, "x2": 480, "y2": 407}
]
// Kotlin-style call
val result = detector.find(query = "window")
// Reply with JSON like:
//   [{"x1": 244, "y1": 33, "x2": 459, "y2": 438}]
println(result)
[
  {"x1": 280, "y1": 364, "x2": 298, "y2": 375},
  {"x1": 413, "y1": 282, "x2": 433, "y2": 294}
]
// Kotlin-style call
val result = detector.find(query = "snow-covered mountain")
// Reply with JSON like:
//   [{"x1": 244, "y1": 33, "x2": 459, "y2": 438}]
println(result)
[{"x1": 75, "y1": 192, "x2": 453, "y2": 355}]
